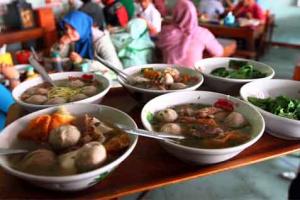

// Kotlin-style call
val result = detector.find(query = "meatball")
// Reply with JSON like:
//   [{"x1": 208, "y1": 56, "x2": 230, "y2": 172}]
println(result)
[
  {"x1": 160, "y1": 123, "x2": 182, "y2": 135},
  {"x1": 164, "y1": 68, "x2": 180, "y2": 79},
  {"x1": 68, "y1": 79, "x2": 85, "y2": 88},
  {"x1": 81, "y1": 86, "x2": 98, "y2": 96},
  {"x1": 49, "y1": 125, "x2": 81, "y2": 149},
  {"x1": 156, "y1": 108, "x2": 178, "y2": 122},
  {"x1": 70, "y1": 93, "x2": 88, "y2": 102},
  {"x1": 170, "y1": 83, "x2": 187, "y2": 90},
  {"x1": 75, "y1": 142, "x2": 107, "y2": 172},
  {"x1": 25, "y1": 95, "x2": 48, "y2": 104},
  {"x1": 58, "y1": 150, "x2": 79, "y2": 175},
  {"x1": 45, "y1": 97, "x2": 67, "y2": 105},
  {"x1": 224, "y1": 112, "x2": 248, "y2": 128},
  {"x1": 21, "y1": 149, "x2": 56, "y2": 172},
  {"x1": 214, "y1": 111, "x2": 229, "y2": 122},
  {"x1": 35, "y1": 88, "x2": 49, "y2": 95}
]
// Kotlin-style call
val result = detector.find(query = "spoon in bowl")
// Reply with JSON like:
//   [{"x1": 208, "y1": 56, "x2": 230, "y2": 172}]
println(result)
[
  {"x1": 116, "y1": 124, "x2": 185, "y2": 143},
  {"x1": 94, "y1": 54, "x2": 135, "y2": 84},
  {"x1": 0, "y1": 148, "x2": 28, "y2": 155},
  {"x1": 29, "y1": 56, "x2": 56, "y2": 87}
]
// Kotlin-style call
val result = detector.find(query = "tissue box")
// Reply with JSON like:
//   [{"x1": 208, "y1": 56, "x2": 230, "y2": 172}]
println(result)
[{"x1": 0, "y1": 53, "x2": 13, "y2": 65}]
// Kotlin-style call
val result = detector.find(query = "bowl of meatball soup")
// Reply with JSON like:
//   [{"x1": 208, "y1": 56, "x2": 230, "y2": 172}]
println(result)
[
  {"x1": 141, "y1": 91, "x2": 265, "y2": 164},
  {"x1": 13, "y1": 72, "x2": 111, "y2": 111},
  {"x1": 0, "y1": 104, "x2": 138, "y2": 191}
]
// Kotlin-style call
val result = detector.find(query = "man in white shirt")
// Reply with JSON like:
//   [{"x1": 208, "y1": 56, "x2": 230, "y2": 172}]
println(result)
[{"x1": 135, "y1": 0, "x2": 162, "y2": 37}]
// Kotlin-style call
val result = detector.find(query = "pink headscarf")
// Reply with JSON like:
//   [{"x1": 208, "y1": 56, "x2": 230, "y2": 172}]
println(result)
[{"x1": 157, "y1": 0, "x2": 223, "y2": 67}]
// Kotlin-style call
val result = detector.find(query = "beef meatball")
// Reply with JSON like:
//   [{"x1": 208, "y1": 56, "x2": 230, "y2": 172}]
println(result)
[
  {"x1": 224, "y1": 112, "x2": 248, "y2": 128},
  {"x1": 70, "y1": 93, "x2": 88, "y2": 102},
  {"x1": 68, "y1": 80, "x2": 85, "y2": 88},
  {"x1": 75, "y1": 142, "x2": 107, "y2": 172},
  {"x1": 21, "y1": 149, "x2": 56, "y2": 172},
  {"x1": 81, "y1": 86, "x2": 98, "y2": 96},
  {"x1": 45, "y1": 97, "x2": 67, "y2": 105},
  {"x1": 155, "y1": 109, "x2": 178, "y2": 122},
  {"x1": 25, "y1": 95, "x2": 48, "y2": 104},
  {"x1": 49, "y1": 125, "x2": 81, "y2": 149},
  {"x1": 160, "y1": 123, "x2": 182, "y2": 135}
]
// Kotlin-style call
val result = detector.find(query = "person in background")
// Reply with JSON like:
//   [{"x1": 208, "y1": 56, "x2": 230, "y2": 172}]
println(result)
[
  {"x1": 152, "y1": 0, "x2": 167, "y2": 17},
  {"x1": 135, "y1": 0, "x2": 162, "y2": 37},
  {"x1": 68, "y1": 0, "x2": 83, "y2": 10},
  {"x1": 102, "y1": 0, "x2": 129, "y2": 27},
  {"x1": 156, "y1": 0, "x2": 223, "y2": 68},
  {"x1": 120, "y1": 0, "x2": 135, "y2": 19},
  {"x1": 79, "y1": 0, "x2": 106, "y2": 31},
  {"x1": 0, "y1": 64, "x2": 20, "y2": 131},
  {"x1": 51, "y1": 11, "x2": 123, "y2": 70},
  {"x1": 79, "y1": 0, "x2": 123, "y2": 69},
  {"x1": 198, "y1": 0, "x2": 225, "y2": 20},
  {"x1": 111, "y1": 18, "x2": 154, "y2": 68},
  {"x1": 232, "y1": 0, "x2": 265, "y2": 22}
]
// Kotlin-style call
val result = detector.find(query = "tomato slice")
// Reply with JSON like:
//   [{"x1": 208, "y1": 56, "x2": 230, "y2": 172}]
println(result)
[
  {"x1": 214, "y1": 99, "x2": 234, "y2": 112},
  {"x1": 81, "y1": 74, "x2": 94, "y2": 81}
]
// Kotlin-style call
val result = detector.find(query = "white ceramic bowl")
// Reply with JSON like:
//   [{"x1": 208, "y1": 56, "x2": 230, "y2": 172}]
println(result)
[
  {"x1": 0, "y1": 104, "x2": 138, "y2": 191},
  {"x1": 240, "y1": 79, "x2": 300, "y2": 140},
  {"x1": 12, "y1": 72, "x2": 111, "y2": 111},
  {"x1": 141, "y1": 91, "x2": 265, "y2": 165},
  {"x1": 117, "y1": 64, "x2": 204, "y2": 102},
  {"x1": 195, "y1": 57, "x2": 275, "y2": 95}
]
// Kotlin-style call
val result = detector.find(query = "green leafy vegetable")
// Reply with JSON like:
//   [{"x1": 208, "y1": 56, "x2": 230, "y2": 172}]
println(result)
[
  {"x1": 248, "y1": 96, "x2": 300, "y2": 120},
  {"x1": 146, "y1": 112, "x2": 154, "y2": 123},
  {"x1": 211, "y1": 60, "x2": 267, "y2": 79}
]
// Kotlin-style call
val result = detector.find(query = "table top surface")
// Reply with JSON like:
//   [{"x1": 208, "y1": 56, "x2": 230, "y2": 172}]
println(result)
[{"x1": 2, "y1": 88, "x2": 300, "y2": 199}]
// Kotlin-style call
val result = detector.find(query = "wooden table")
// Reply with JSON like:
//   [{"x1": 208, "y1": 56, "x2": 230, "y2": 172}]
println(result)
[
  {"x1": 199, "y1": 22, "x2": 264, "y2": 52},
  {"x1": 3, "y1": 88, "x2": 300, "y2": 199}
]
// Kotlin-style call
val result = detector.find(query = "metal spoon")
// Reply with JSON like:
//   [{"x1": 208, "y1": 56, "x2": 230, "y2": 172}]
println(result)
[
  {"x1": 0, "y1": 148, "x2": 28, "y2": 156},
  {"x1": 94, "y1": 54, "x2": 135, "y2": 84},
  {"x1": 116, "y1": 124, "x2": 185, "y2": 143},
  {"x1": 29, "y1": 56, "x2": 56, "y2": 87}
]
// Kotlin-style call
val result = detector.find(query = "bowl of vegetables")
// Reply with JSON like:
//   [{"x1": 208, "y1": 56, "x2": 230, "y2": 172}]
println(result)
[
  {"x1": 141, "y1": 91, "x2": 265, "y2": 164},
  {"x1": 13, "y1": 72, "x2": 111, "y2": 111},
  {"x1": 117, "y1": 64, "x2": 204, "y2": 103},
  {"x1": 0, "y1": 104, "x2": 138, "y2": 191},
  {"x1": 240, "y1": 79, "x2": 300, "y2": 140},
  {"x1": 195, "y1": 57, "x2": 275, "y2": 95}
]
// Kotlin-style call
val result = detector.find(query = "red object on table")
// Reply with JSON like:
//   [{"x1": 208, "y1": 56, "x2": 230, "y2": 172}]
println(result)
[{"x1": 15, "y1": 50, "x2": 31, "y2": 64}]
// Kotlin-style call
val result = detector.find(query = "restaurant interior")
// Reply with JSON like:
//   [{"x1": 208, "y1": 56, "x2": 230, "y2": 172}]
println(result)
[{"x1": 0, "y1": 0, "x2": 300, "y2": 199}]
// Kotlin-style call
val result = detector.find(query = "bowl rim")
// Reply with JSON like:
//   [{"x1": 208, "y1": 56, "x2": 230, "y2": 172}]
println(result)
[
  {"x1": 240, "y1": 79, "x2": 300, "y2": 124},
  {"x1": 196, "y1": 57, "x2": 275, "y2": 83},
  {"x1": 0, "y1": 104, "x2": 138, "y2": 182},
  {"x1": 12, "y1": 72, "x2": 111, "y2": 109},
  {"x1": 117, "y1": 64, "x2": 204, "y2": 94},
  {"x1": 141, "y1": 90, "x2": 265, "y2": 154}
]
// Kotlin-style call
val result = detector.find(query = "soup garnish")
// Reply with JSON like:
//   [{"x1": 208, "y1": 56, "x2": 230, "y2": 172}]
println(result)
[
  {"x1": 21, "y1": 74, "x2": 103, "y2": 105},
  {"x1": 248, "y1": 95, "x2": 300, "y2": 120},
  {"x1": 10, "y1": 107, "x2": 131, "y2": 176},
  {"x1": 211, "y1": 60, "x2": 267, "y2": 79},
  {"x1": 131, "y1": 67, "x2": 199, "y2": 90},
  {"x1": 149, "y1": 99, "x2": 252, "y2": 149}
]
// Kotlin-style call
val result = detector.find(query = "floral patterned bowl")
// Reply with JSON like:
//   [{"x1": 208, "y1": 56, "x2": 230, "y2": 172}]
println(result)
[{"x1": 0, "y1": 104, "x2": 138, "y2": 191}]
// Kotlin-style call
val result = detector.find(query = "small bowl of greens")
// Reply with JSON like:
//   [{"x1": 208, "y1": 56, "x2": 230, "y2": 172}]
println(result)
[
  {"x1": 240, "y1": 79, "x2": 300, "y2": 140},
  {"x1": 195, "y1": 57, "x2": 275, "y2": 95}
]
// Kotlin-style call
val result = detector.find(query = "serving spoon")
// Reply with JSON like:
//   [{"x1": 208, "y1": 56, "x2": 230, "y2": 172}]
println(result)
[
  {"x1": 116, "y1": 124, "x2": 185, "y2": 143},
  {"x1": 29, "y1": 56, "x2": 56, "y2": 87},
  {"x1": 0, "y1": 148, "x2": 28, "y2": 155},
  {"x1": 94, "y1": 54, "x2": 135, "y2": 84}
]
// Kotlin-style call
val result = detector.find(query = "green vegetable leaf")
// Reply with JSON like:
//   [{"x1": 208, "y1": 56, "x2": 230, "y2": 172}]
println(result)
[{"x1": 146, "y1": 112, "x2": 154, "y2": 123}]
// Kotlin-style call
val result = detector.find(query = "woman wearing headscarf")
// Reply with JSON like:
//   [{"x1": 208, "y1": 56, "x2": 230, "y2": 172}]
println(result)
[
  {"x1": 51, "y1": 11, "x2": 122, "y2": 71},
  {"x1": 156, "y1": 0, "x2": 223, "y2": 68},
  {"x1": 111, "y1": 18, "x2": 154, "y2": 68}
]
